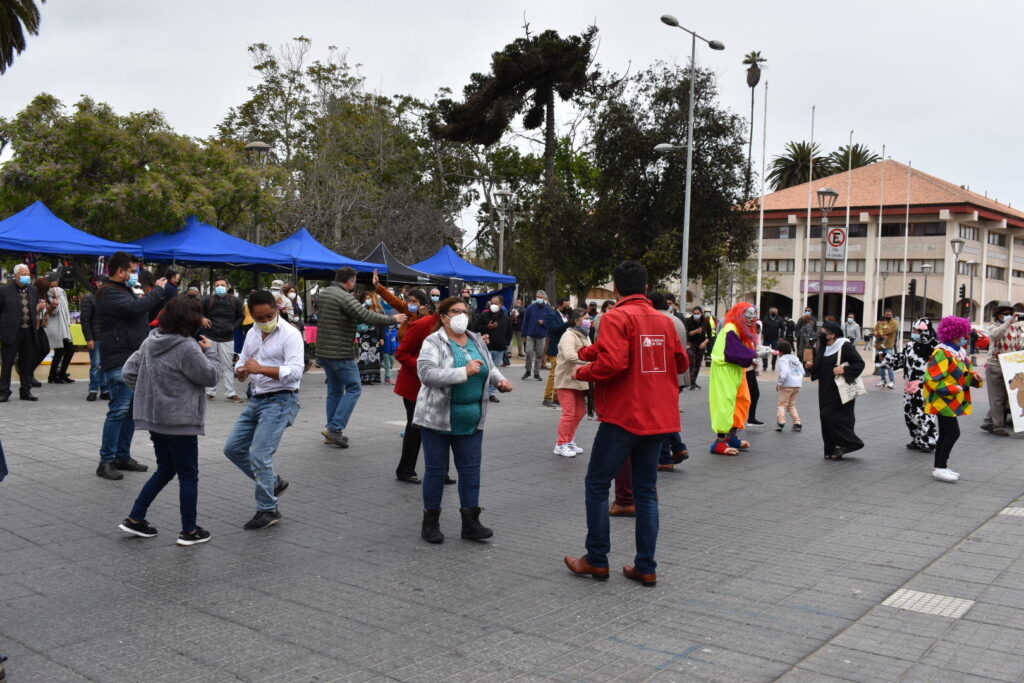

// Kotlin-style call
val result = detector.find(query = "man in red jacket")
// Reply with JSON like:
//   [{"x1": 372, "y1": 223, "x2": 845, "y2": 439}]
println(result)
[
  {"x1": 564, "y1": 261, "x2": 688, "y2": 587},
  {"x1": 393, "y1": 314, "x2": 454, "y2": 486}
]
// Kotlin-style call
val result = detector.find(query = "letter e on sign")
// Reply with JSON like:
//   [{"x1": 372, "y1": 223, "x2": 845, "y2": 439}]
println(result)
[{"x1": 640, "y1": 335, "x2": 667, "y2": 373}]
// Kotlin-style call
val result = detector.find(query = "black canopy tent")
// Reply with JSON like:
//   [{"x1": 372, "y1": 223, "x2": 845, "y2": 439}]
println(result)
[{"x1": 363, "y1": 242, "x2": 447, "y2": 287}]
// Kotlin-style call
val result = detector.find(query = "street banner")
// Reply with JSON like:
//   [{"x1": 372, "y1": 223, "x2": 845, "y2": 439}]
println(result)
[
  {"x1": 825, "y1": 226, "x2": 847, "y2": 260},
  {"x1": 1000, "y1": 350, "x2": 1024, "y2": 433}
]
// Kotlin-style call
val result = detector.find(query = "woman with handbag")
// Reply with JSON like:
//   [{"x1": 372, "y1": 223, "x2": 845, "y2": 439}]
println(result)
[{"x1": 808, "y1": 320, "x2": 865, "y2": 460}]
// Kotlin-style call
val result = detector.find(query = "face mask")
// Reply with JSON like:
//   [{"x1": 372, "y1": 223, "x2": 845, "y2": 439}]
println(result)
[
  {"x1": 287, "y1": 292, "x2": 297, "y2": 300},
  {"x1": 127, "y1": 273, "x2": 139, "y2": 287},
  {"x1": 256, "y1": 318, "x2": 279, "y2": 334},
  {"x1": 447, "y1": 312, "x2": 469, "y2": 335},
  {"x1": 693, "y1": 313, "x2": 701, "y2": 319},
  {"x1": 215, "y1": 286, "x2": 227, "y2": 296},
  {"x1": 581, "y1": 319, "x2": 593, "y2": 331},
  {"x1": 847, "y1": 317, "x2": 854, "y2": 321},
  {"x1": 431, "y1": 295, "x2": 439, "y2": 303},
  {"x1": 490, "y1": 304, "x2": 500, "y2": 313},
  {"x1": 407, "y1": 303, "x2": 419, "y2": 313},
  {"x1": 911, "y1": 333, "x2": 921, "y2": 341},
  {"x1": 958, "y1": 337, "x2": 968, "y2": 347},
  {"x1": 18, "y1": 275, "x2": 30, "y2": 285},
  {"x1": 364, "y1": 300, "x2": 372, "y2": 308},
  {"x1": 535, "y1": 299, "x2": 544, "y2": 305},
  {"x1": 804, "y1": 311, "x2": 812, "y2": 316}
]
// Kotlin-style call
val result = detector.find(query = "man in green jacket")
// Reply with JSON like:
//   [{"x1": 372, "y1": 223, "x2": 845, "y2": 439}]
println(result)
[{"x1": 317, "y1": 266, "x2": 405, "y2": 448}]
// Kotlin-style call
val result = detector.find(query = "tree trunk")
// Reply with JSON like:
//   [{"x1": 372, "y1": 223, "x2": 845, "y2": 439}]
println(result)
[
  {"x1": 746, "y1": 86, "x2": 755, "y2": 201},
  {"x1": 543, "y1": 86, "x2": 556, "y2": 187}
]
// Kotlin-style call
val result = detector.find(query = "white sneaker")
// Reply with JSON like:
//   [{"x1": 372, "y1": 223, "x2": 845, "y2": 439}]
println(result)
[
  {"x1": 553, "y1": 444, "x2": 576, "y2": 458},
  {"x1": 886, "y1": 382, "x2": 895, "y2": 389},
  {"x1": 932, "y1": 467, "x2": 958, "y2": 483},
  {"x1": 568, "y1": 441, "x2": 584, "y2": 454}
]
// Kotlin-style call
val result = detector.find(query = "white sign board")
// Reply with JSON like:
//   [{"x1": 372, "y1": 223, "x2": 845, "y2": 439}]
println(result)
[
  {"x1": 1001, "y1": 350, "x2": 1024, "y2": 434},
  {"x1": 825, "y1": 226, "x2": 847, "y2": 260}
]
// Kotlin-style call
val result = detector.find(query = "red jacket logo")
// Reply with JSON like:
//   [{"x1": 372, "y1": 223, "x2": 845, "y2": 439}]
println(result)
[{"x1": 640, "y1": 334, "x2": 667, "y2": 373}]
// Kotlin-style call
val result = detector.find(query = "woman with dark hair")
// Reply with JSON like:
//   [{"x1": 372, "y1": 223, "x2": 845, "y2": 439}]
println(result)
[
  {"x1": 117, "y1": 296, "x2": 221, "y2": 546},
  {"x1": 45, "y1": 275, "x2": 75, "y2": 383},
  {"x1": 371, "y1": 269, "x2": 428, "y2": 339},
  {"x1": 414, "y1": 297, "x2": 513, "y2": 543},
  {"x1": 808, "y1": 320, "x2": 865, "y2": 460},
  {"x1": 924, "y1": 316, "x2": 983, "y2": 483}
]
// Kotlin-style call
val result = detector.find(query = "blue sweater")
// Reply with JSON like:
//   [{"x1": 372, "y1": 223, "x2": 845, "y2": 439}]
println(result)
[{"x1": 521, "y1": 302, "x2": 552, "y2": 338}]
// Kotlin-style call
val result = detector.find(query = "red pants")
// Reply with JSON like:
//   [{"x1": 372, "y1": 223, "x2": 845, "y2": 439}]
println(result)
[{"x1": 556, "y1": 389, "x2": 586, "y2": 445}]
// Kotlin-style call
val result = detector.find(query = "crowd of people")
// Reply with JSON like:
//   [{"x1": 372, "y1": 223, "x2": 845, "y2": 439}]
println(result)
[{"x1": 1, "y1": 251, "x2": 1022, "y2": 584}]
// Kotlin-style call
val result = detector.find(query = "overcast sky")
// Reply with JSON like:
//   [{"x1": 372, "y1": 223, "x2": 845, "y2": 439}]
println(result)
[{"x1": 3, "y1": 0, "x2": 1021, "y2": 214}]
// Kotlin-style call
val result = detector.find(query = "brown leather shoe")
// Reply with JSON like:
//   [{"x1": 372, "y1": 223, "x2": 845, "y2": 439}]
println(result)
[
  {"x1": 623, "y1": 565, "x2": 657, "y2": 587},
  {"x1": 609, "y1": 502, "x2": 636, "y2": 517},
  {"x1": 564, "y1": 555, "x2": 609, "y2": 580},
  {"x1": 657, "y1": 464, "x2": 675, "y2": 472}
]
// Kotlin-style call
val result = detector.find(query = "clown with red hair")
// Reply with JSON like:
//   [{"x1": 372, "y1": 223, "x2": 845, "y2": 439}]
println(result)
[{"x1": 708, "y1": 302, "x2": 758, "y2": 455}]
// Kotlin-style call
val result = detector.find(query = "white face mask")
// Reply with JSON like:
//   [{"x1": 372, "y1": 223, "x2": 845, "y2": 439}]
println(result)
[
  {"x1": 490, "y1": 304, "x2": 500, "y2": 313},
  {"x1": 447, "y1": 313, "x2": 469, "y2": 335},
  {"x1": 287, "y1": 292, "x2": 297, "y2": 300}
]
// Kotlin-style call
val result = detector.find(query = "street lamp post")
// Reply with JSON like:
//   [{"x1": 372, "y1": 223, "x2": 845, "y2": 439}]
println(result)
[
  {"x1": 244, "y1": 140, "x2": 271, "y2": 245},
  {"x1": 660, "y1": 14, "x2": 724, "y2": 309},
  {"x1": 815, "y1": 187, "x2": 839, "y2": 319},
  {"x1": 880, "y1": 271, "x2": 890, "y2": 320},
  {"x1": 492, "y1": 187, "x2": 514, "y2": 275},
  {"x1": 920, "y1": 262, "x2": 933, "y2": 319},
  {"x1": 967, "y1": 260, "x2": 977, "y2": 324},
  {"x1": 950, "y1": 237, "x2": 965, "y2": 317}
]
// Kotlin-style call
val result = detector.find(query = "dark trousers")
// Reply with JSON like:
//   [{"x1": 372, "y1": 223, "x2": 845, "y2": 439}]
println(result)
[
  {"x1": 746, "y1": 370, "x2": 760, "y2": 420},
  {"x1": 396, "y1": 397, "x2": 422, "y2": 479},
  {"x1": 128, "y1": 432, "x2": 199, "y2": 533},
  {"x1": 688, "y1": 344, "x2": 705, "y2": 386},
  {"x1": 421, "y1": 429, "x2": 483, "y2": 511},
  {"x1": 0, "y1": 327, "x2": 35, "y2": 394},
  {"x1": 585, "y1": 422, "x2": 664, "y2": 574},
  {"x1": 34, "y1": 328, "x2": 49, "y2": 371},
  {"x1": 659, "y1": 432, "x2": 686, "y2": 464},
  {"x1": 49, "y1": 338, "x2": 74, "y2": 380},
  {"x1": 935, "y1": 415, "x2": 960, "y2": 469}
]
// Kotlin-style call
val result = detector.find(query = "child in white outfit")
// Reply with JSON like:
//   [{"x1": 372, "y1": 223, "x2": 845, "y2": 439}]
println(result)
[{"x1": 775, "y1": 340, "x2": 804, "y2": 431}]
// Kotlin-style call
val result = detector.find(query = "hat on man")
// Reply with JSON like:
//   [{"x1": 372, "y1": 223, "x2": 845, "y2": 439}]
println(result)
[
  {"x1": 993, "y1": 301, "x2": 1016, "y2": 317},
  {"x1": 271, "y1": 279, "x2": 284, "y2": 290},
  {"x1": 536, "y1": 290, "x2": 547, "y2": 299}
]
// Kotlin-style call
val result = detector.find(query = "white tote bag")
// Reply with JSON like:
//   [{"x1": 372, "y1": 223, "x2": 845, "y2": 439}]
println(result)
[{"x1": 835, "y1": 361, "x2": 867, "y2": 404}]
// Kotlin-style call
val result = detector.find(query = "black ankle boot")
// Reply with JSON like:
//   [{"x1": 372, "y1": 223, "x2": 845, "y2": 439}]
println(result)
[
  {"x1": 421, "y1": 509, "x2": 443, "y2": 544},
  {"x1": 459, "y1": 507, "x2": 493, "y2": 541}
]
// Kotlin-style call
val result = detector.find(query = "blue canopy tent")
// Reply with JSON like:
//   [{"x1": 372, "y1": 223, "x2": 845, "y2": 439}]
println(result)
[
  {"x1": 268, "y1": 228, "x2": 386, "y2": 277},
  {"x1": 135, "y1": 216, "x2": 290, "y2": 271},
  {"x1": 0, "y1": 201, "x2": 142, "y2": 256},
  {"x1": 410, "y1": 245, "x2": 516, "y2": 284}
]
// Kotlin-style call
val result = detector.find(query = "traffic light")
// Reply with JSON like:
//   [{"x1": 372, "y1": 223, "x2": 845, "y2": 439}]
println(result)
[
  {"x1": 959, "y1": 284, "x2": 967, "y2": 301},
  {"x1": 908, "y1": 279, "x2": 917, "y2": 298}
]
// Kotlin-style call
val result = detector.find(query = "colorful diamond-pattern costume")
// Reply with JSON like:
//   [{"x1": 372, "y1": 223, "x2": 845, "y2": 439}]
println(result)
[{"x1": 923, "y1": 345, "x2": 979, "y2": 417}]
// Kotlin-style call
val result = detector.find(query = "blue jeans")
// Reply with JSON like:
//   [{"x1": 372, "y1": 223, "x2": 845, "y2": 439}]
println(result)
[
  {"x1": 488, "y1": 350, "x2": 504, "y2": 396},
  {"x1": 223, "y1": 392, "x2": 299, "y2": 511},
  {"x1": 421, "y1": 428, "x2": 483, "y2": 510},
  {"x1": 584, "y1": 422, "x2": 664, "y2": 574},
  {"x1": 88, "y1": 344, "x2": 107, "y2": 393},
  {"x1": 880, "y1": 350, "x2": 895, "y2": 383},
  {"x1": 129, "y1": 432, "x2": 199, "y2": 532},
  {"x1": 658, "y1": 432, "x2": 686, "y2": 465},
  {"x1": 99, "y1": 367, "x2": 134, "y2": 463},
  {"x1": 318, "y1": 357, "x2": 361, "y2": 432}
]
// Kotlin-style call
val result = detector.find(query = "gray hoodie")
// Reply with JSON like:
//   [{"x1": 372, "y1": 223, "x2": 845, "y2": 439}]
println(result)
[{"x1": 122, "y1": 329, "x2": 221, "y2": 435}]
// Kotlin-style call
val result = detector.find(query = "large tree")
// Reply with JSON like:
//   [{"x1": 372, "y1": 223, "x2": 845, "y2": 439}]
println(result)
[
  {"x1": 0, "y1": 0, "x2": 42, "y2": 74},
  {"x1": 766, "y1": 141, "x2": 831, "y2": 191},
  {"x1": 430, "y1": 25, "x2": 599, "y2": 186}
]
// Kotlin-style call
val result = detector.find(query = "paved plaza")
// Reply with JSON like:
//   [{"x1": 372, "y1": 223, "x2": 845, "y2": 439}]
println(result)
[{"x1": 2, "y1": 358, "x2": 1024, "y2": 682}]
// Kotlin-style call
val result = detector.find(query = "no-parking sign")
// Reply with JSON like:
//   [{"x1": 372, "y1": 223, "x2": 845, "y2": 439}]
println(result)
[{"x1": 825, "y1": 226, "x2": 847, "y2": 260}]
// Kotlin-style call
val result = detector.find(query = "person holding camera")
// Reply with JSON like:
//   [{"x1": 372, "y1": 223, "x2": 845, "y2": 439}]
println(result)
[{"x1": 117, "y1": 296, "x2": 221, "y2": 546}]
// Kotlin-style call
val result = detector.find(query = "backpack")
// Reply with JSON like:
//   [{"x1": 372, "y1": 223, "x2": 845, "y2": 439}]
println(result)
[{"x1": 383, "y1": 327, "x2": 399, "y2": 355}]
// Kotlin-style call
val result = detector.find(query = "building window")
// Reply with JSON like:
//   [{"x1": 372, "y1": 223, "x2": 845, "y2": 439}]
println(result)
[
  {"x1": 808, "y1": 259, "x2": 865, "y2": 273},
  {"x1": 1014, "y1": 237, "x2": 1024, "y2": 247},
  {"x1": 987, "y1": 232, "x2": 1008, "y2": 247},
  {"x1": 763, "y1": 259, "x2": 795, "y2": 272},
  {"x1": 761, "y1": 226, "x2": 796, "y2": 240},
  {"x1": 880, "y1": 222, "x2": 946, "y2": 237},
  {"x1": 959, "y1": 225, "x2": 980, "y2": 241},
  {"x1": 986, "y1": 265, "x2": 1006, "y2": 281},
  {"x1": 848, "y1": 223, "x2": 868, "y2": 238},
  {"x1": 958, "y1": 262, "x2": 978, "y2": 276},
  {"x1": 809, "y1": 225, "x2": 821, "y2": 239},
  {"x1": 880, "y1": 259, "x2": 903, "y2": 273},
  {"x1": 1013, "y1": 269, "x2": 1024, "y2": 279},
  {"x1": 909, "y1": 259, "x2": 944, "y2": 274}
]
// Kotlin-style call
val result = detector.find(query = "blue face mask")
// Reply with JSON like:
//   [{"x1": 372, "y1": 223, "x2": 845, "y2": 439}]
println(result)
[
  {"x1": 958, "y1": 337, "x2": 968, "y2": 348},
  {"x1": 431, "y1": 295, "x2": 439, "y2": 303},
  {"x1": 18, "y1": 275, "x2": 31, "y2": 286},
  {"x1": 215, "y1": 285, "x2": 227, "y2": 296},
  {"x1": 535, "y1": 298, "x2": 545, "y2": 305},
  {"x1": 127, "y1": 273, "x2": 139, "y2": 287},
  {"x1": 407, "y1": 304, "x2": 419, "y2": 313},
  {"x1": 911, "y1": 333, "x2": 921, "y2": 342}
]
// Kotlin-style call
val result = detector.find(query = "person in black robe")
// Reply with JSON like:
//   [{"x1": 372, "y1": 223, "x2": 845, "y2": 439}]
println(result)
[{"x1": 808, "y1": 320, "x2": 865, "y2": 460}]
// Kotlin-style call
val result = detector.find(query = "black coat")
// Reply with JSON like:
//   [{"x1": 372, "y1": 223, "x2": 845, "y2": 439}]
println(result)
[
  {"x1": 80, "y1": 293, "x2": 99, "y2": 342},
  {"x1": 201, "y1": 294, "x2": 244, "y2": 342},
  {"x1": 94, "y1": 278, "x2": 165, "y2": 370},
  {"x1": 0, "y1": 282, "x2": 39, "y2": 344},
  {"x1": 474, "y1": 310, "x2": 513, "y2": 351},
  {"x1": 761, "y1": 314, "x2": 784, "y2": 344}
]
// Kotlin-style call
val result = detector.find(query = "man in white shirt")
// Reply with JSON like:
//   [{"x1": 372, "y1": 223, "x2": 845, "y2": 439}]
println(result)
[{"x1": 223, "y1": 290, "x2": 305, "y2": 530}]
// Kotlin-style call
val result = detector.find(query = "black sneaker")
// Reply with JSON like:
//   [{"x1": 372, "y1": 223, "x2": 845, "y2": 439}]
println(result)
[
  {"x1": 96, "y1": 463, "x2": 124, "y2": 480},
  {"x1": 775, "y1": 422, "x2": 785, "y2": 432},
  {"x1": 119, "y1": 518, "x2": 157, "y2": 538},
  {"x1": 177, "y1": 527, "x2": 211, "y2": 546},
  {"x1": 100, "y1": 391, "x2": 111, "y2": 400},
  {"x1": 87, "y1": 392, "x2": 98, "y2": 402},
  {"x1": 274, "y1": 477, "x2": 289, "y2": 497},
  {"x1": 113, "y1": 458, "x2": 148, "y2": 472},
  {"x1": 533, "y1": 373, "x2": 542, "y2": 381},
  {"x1": 521, "y1": 372, "x2": 530, "y2": 380},
  {"x1": 244, "y1": 509, "x2": 282, "y2": 530},
  {"x1": 747, "y1": 418, "x2": 765, "y2": 426},
  {"x1": 792, "y1": 423, "x2": 802, "y2": 432},
  {"x1": 488, "y1": 396, "x2": 500, "y2": 403}
]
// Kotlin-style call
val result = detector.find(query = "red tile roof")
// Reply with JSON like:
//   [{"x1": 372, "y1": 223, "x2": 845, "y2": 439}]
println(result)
[{"x1": 754, "y1": 160, "x2": 1024, "y2": 227}]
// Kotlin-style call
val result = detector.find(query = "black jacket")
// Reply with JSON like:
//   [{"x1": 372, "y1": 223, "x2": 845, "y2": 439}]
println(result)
[
  {"x1": 0, "y1": 282, "x2": 39, "y2": 344},
  {"x1": 201, "y1": 294, "x2": 244, "y2": 342},
  {"x1": 761, "y1": 314, "x2": 784, "y2": 344},
  {"x1": 94, "y1": 278, "x2": 165, "y2": 370},
  {"x1": 80, "y1": 293, "x2": 99, "y2": 342},
  {"x1": 683, "y1": 314, "x2": 713, "y2": 346},
  {"x1": 474, "y1": 310, "x2": 513, "y2": 351}
]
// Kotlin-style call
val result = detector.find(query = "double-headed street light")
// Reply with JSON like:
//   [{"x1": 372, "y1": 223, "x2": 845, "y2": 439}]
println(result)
[
  {"x1": 815, "y1": 187, "x2": 839, "y2": 319},
  {"x1": 492, "y1": 186, "x2": 514, "y2": 275},
  {"x1": 659, "y1": 15, "x2": 724, "y2": 307},
  {"x1": 949, "y1": 237, "x2": 965, "y2": 316}
]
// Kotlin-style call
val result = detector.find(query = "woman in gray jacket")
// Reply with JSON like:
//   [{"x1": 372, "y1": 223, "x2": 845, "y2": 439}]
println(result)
[
  {"x1": 117, "y1": 296, "x2": 221, "y2": 546},
  {"x1": 414, "y1": 297, "x2": 513, "y2": 544}
]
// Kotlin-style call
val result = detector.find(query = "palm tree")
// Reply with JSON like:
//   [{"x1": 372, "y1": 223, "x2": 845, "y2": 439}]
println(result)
[
  {"x1": 742, "y1": 51, "x2": 766, "y2": 198},
  {"x1": 0, "y1": 0, "x2": 43, "y2": 74},
  {"x1": 767, "y1": 141, "x2": 830, "y2": 191},
  {"x1": 828, "y1": 143, "x2": 880, "y2": 173}
]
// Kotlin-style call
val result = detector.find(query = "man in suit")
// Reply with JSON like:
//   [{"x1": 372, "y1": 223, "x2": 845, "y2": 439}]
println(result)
[{"x1": 0, "y1": 264, "x2": 40, "y2": 402}]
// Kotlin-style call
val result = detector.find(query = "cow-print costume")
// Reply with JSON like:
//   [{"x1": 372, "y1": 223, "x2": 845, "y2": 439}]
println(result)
[{"x1": 892, "y1": 317, "x2": 938, "y2": 452}]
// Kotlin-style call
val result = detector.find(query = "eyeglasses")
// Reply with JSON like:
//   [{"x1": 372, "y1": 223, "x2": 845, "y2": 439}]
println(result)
[{"x1": 448, "y1": 309, "x2": 469, "y2": 316}]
